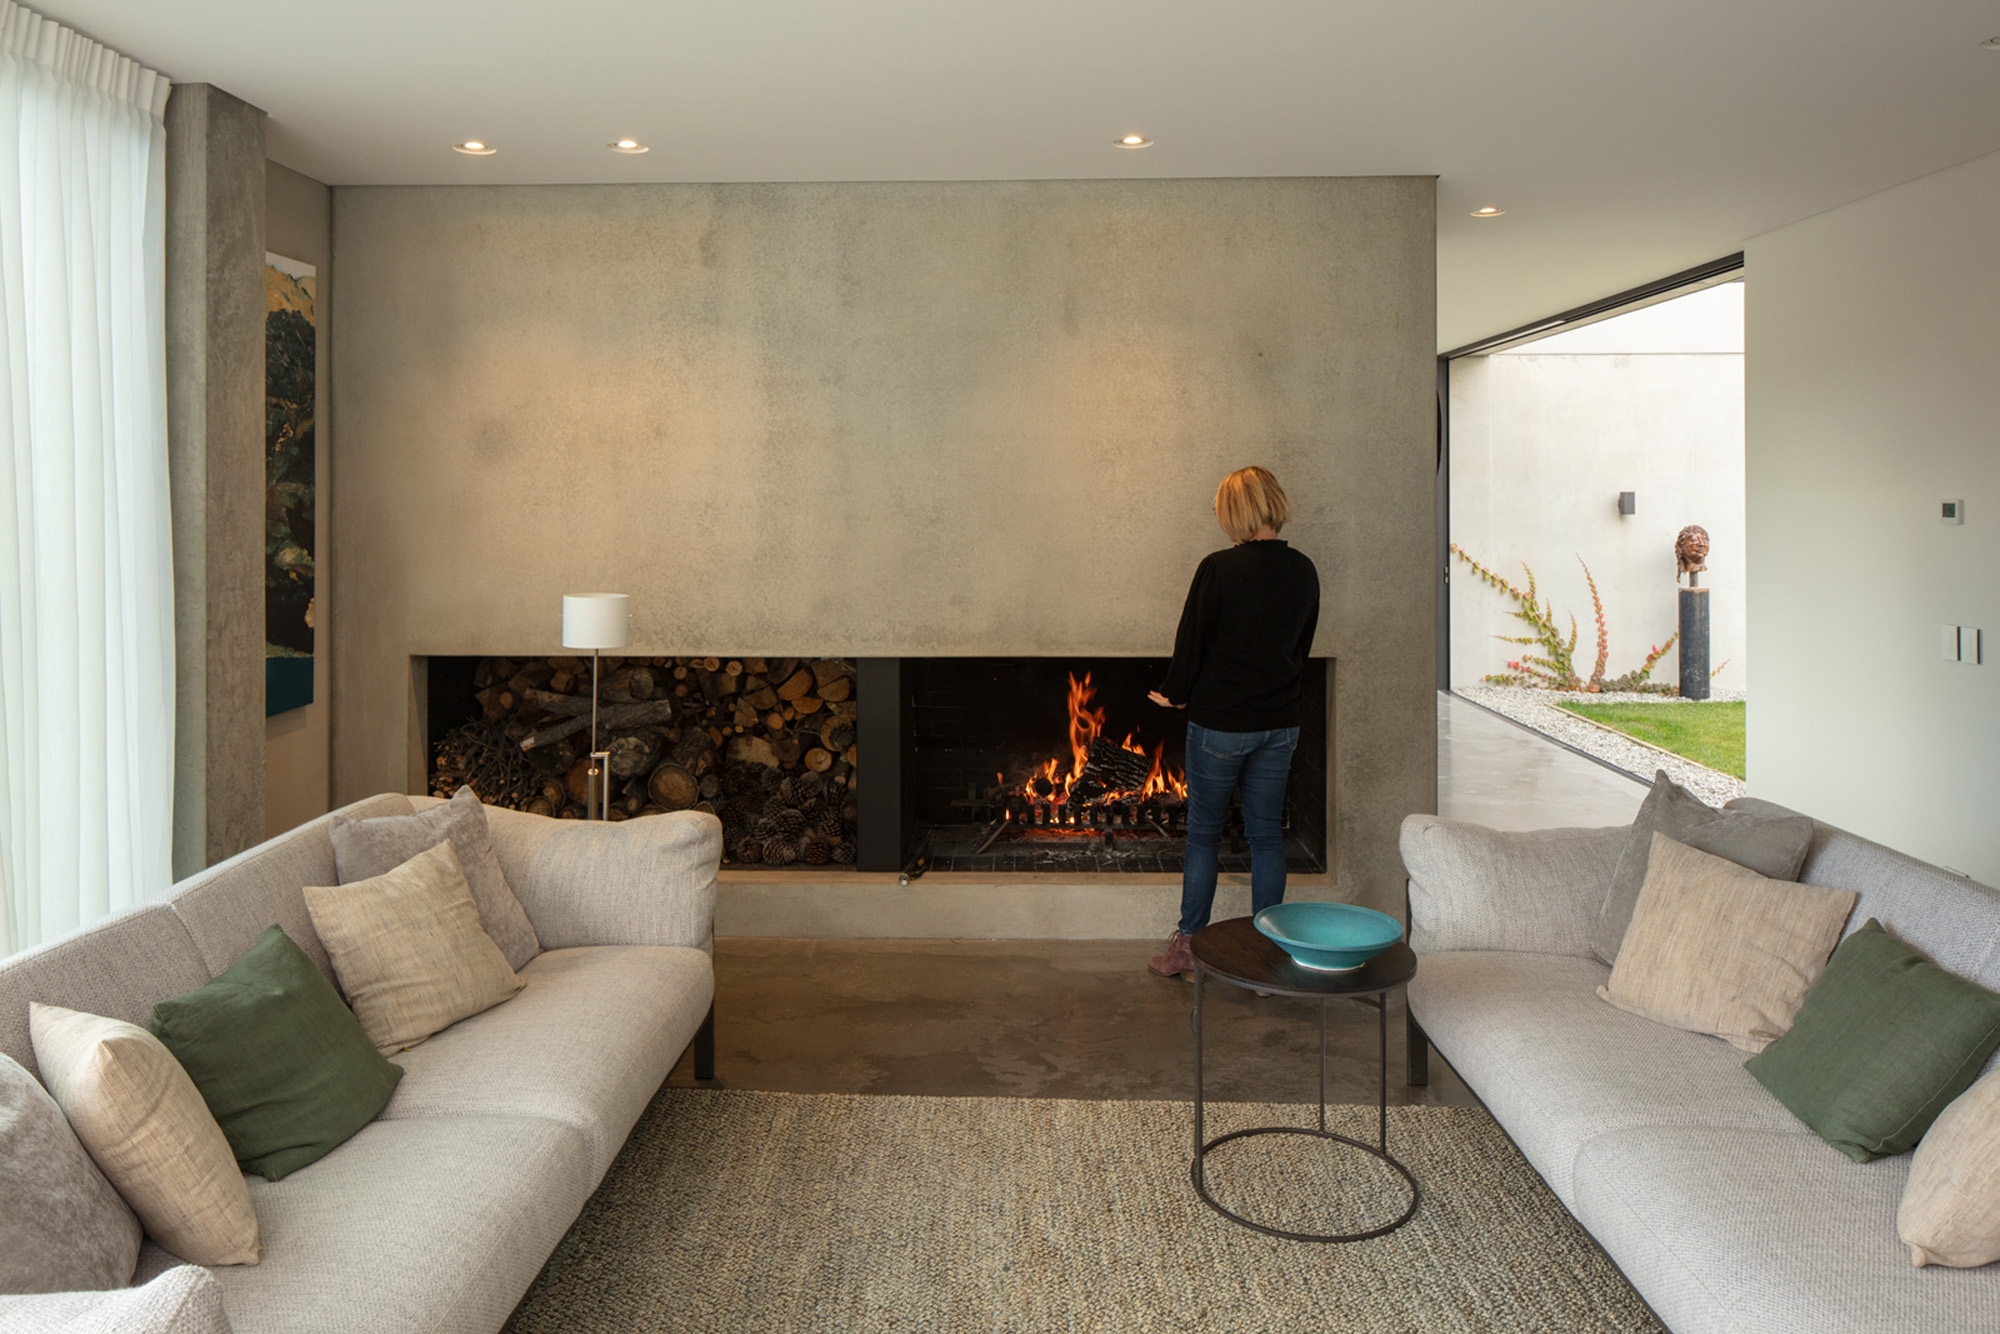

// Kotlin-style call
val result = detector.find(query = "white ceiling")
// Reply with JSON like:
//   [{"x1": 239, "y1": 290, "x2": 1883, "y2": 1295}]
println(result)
[{"x1": 44, "y1": 1, "x2": 2000, "y2": 349}]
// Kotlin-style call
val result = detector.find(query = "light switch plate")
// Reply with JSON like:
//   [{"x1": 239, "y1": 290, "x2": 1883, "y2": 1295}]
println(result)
[
  {"x1": 1942, "y1": 499, "x2": 1964, "y2": 525},
  {"x1": 1968, "y1": 628, "x2": 1984, "y2": 665},
  {"x1": 1944, "y1": 625, "x2": 1962, "y2": 661}
]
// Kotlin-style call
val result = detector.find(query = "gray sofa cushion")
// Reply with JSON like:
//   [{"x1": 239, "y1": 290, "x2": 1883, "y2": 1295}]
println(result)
[
  {"x1": 0, "y1": 1264, "x2": 231, "y2": 1333},
  {"x1": 1732, "y1": 797, "x2": 2000, "y2": 992},
  {"x1": 0, "y1": 1053, "x2": 140, "y2": 1294},
  {"x1": 0, "y1": 906, "x2": 210, "y2": 1084},
  {"x1": 328, "y1": 789, "x2": 540, "y2": 971},
  {"x1": 1571, "y1": 1125, "x2": 2000, "y2": 1334},
  {"x1": 473, "y1": 804, "x2": 720, "y2": 950},
  {"x1": 1401, "y1": 816, "x2": 1626, "y2": 958},
  {"x1": 168, "y1": 796, "x2": 414, "y2": 990},
  {"x1": 1592, "y1": 774, "x2": 1815, "y2": 965},
  {"x1": 380, "y1": 945, "x2": 713, "y2": 1182},
  {"x1": 1407, "y1": 950, "x2": 1805, "y2": 1204},
  {"x1": 143, "y1": 1115, "x2": 594, "y2": 1334}
]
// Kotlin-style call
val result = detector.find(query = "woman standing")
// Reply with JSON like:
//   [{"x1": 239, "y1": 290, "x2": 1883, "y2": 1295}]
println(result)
[{"x1": 1146, "y1": 466, "x2": 1320, "y2": 978}]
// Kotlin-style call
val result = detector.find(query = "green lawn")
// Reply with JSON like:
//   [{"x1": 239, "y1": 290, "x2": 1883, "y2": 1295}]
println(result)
[{"x1": 1554, "y1": 700, "x2": 1746, "y2": 780}]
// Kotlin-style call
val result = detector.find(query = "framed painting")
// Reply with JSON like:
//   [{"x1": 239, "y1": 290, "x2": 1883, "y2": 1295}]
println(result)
[{"x1": 265, "y1": 253, "x2": 316, "y2": 716}]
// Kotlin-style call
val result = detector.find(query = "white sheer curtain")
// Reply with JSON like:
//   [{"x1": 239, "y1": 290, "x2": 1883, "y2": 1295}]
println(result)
[{"x1": 0, "y1": 2, "x2": 172, "y2": 955}]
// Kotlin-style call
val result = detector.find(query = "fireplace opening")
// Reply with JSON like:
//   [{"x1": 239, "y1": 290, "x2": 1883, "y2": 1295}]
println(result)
[
  {"x1": 902, "y1": 657, "x2": 1328, "y2": 874},
  {"x1": 423, "y1": 655, "x2": 859, "y2": 868}
]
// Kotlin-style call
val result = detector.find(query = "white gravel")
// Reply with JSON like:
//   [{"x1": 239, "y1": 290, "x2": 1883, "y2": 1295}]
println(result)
[{"x1": 1455, "y1": 683, "x2": 1748, "y2": 807}]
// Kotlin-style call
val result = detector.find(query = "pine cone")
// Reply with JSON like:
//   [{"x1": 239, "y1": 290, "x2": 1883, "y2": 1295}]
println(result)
[
  {"x1": 777, "y1": 776, "x2": 799, "y2": 806},
  {"x1": 732, "y1": 836, "x2": 763, "y2": 864},
  {"x1": 801, "y1": 834, "x2": 833, "y2": 865},
  {"x1": 831, "y1": 841, "x2": 856, "y2": 865},
  {"x1": 762, "y1": 837, "x2": 799, "y2": 866},
  {"x1": 795, "y1": 770, "x2": 825, "y2": 802},
  {"x1": 815, "y1": 810, "x2": 843, "y2": 839},
  {"x1": 758, "y1": 808, "x2": 808, "y2": 844},
  {"x1": 821, "y1": 720, "x2": 855, "y2": 752}
]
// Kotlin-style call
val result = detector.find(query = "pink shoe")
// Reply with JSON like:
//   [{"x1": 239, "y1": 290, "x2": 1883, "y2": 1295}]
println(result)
[{"x1": 1147, "y1": 930, "x2": 1194, "y2": 978}]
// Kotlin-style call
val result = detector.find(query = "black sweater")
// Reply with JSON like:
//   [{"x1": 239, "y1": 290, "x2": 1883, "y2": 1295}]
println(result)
[{"x1": 1158, "y1": 540, "x2": 1320, "y2": 731}]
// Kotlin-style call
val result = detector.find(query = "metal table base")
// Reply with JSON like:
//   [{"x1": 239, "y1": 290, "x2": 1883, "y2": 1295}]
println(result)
[{"x1": 1191, "y1": 961, "x2": 1421, "y2": 1243}]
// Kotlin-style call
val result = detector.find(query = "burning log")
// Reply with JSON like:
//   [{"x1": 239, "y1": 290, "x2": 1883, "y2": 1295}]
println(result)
[{"x1": 1073, "y1": 738, "x2": 1152, "y2": 800}]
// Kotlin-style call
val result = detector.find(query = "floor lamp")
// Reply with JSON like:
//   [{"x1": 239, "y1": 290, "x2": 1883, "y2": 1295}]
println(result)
[{"x1": 561, "y1": 593, "x2": 629, "y2": 820}]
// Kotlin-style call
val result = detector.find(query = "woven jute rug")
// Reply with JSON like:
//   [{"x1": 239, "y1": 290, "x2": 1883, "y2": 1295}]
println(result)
[{"x1": 505, "y1": 1088, "x2": 1663, "y2": 1333}]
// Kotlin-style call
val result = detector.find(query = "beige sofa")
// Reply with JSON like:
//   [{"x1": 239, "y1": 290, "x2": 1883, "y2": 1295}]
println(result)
[
  {"x1": 1402, "y1": 798, "x2": 2000, "y2": 1333},
  {"x1": 0, "y1": 794, "x2": 721, "y2": 1334}
]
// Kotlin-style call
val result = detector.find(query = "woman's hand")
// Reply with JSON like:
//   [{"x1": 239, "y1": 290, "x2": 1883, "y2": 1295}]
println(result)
[{"x1": 1148, "y1": 690, "x2": 1184, "y2": 709}]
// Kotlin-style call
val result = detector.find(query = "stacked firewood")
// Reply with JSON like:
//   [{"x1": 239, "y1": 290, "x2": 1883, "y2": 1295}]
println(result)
[{"x1": 430, "y1": 655, "x2": 858, "y2": 867}]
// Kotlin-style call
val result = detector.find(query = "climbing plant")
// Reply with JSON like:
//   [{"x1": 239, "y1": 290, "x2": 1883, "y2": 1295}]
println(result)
[{"x1": 1451, "y1": 545, "x2": 1678, "y2": 693}]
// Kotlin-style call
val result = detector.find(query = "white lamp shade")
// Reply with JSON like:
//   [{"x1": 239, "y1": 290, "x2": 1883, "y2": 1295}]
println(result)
[{"x1": 561, "y1": 594, "x2": 629, "y2": 650}]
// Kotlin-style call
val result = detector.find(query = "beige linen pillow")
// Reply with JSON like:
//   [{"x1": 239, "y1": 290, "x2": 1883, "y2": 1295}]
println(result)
[
  {"x1": 304, "y1": 840, "x2": 524, "y2": 1054},
  {"x1": 28, "y1": 1005, "x2": 260, "y2": 1267},
  {"x1": 329, "y1": 786, "x2": 540, "y2": 970},
  {"x1": 1597, "y1": 833, "x2": 1857, "y2": 1053},
  {"x1": 1899, "y1": 1066, "x2": 2000, "y2": 1267}
]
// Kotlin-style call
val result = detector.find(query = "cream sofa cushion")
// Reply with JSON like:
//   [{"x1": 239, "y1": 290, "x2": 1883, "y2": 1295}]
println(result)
[
  {"x1": 304, "y1": 840, "x2": 523, "y2": 1054},
  {"x1": 1900, "y1": 1066, "x2": 2000, "y2": 1268},
  {"x1": 1598, "y1": 833, "x2": 1856, "y2": 1053},
  {"x1": 27, "y1": 1004, "x2": 260, "y2": 1267}
]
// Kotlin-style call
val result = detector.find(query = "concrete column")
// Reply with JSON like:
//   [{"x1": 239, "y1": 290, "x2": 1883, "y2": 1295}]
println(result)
[{"x1": 165, "y1": 84, "x2": 267, "y2": 877}]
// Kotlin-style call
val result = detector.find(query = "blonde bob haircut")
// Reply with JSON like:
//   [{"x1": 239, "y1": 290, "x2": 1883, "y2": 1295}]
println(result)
[{"x1": 1214, "y1": 466, "x2": 1292, "y2": 543}]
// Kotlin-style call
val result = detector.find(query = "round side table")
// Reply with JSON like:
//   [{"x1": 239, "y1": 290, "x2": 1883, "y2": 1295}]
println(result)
[{"x1": 1189, "y1": 917, "x2": 1421, "y2": 1242}]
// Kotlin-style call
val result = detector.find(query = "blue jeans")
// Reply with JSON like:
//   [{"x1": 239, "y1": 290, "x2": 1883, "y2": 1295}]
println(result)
[{"x1": 1178, "y1": 722, "x2": 1300, "y2": 937}]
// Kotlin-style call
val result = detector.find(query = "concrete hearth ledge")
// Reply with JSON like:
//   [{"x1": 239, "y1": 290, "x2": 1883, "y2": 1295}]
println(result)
[{"x1": 715, "y1": 871, "x2": 1343, "y2": 940}]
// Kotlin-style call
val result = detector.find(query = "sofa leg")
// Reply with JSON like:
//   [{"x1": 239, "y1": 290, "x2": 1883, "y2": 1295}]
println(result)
[
  {"x1": 694, "y1": 1003, "x2": 716, "y2": 1082},
  {"x1": 1406, "y1": 1009, "x2": 1430, "y2": 1087}
]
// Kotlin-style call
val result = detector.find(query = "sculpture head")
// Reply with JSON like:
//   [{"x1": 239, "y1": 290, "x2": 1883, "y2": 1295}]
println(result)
[{"x1": 1675, "y1": 525, "x2": 1710, "y2": 579}]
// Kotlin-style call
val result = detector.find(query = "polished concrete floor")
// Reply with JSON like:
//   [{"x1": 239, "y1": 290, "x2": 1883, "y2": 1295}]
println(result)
[
  {"x1": 1438, "y1": 690, "x2": 1646, "y2": 830},
  {"x1": 665, "y1": 693, "x2": 1626, "y2": 1108},
  {"x1": 668, "y1": 936, "x2": 1479, "y2": 1107}
]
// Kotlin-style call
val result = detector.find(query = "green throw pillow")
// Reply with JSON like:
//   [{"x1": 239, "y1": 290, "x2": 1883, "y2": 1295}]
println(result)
[
  {"x1": 1745, "y1": 919, "x2": 2000, "y2": 1162},
  {"x1": 151, "y1": 926, "x2": 403, "y2": 1181}
]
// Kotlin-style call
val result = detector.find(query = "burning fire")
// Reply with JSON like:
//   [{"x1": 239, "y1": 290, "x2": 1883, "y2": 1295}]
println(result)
[{"x1": 1010, "y1": 673, "x2": 1186, "y2": 823}]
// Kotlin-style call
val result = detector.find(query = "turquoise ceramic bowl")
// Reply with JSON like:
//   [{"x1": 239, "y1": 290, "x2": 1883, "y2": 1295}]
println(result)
[{"x1": 1254, "y1": 903, "x2": 1404, "y2": 972}]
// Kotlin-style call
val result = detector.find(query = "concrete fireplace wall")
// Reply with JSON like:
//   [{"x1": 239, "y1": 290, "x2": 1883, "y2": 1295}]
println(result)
[{"x1": 329, "y1": 177, "x2": 1437, "y2": 916}]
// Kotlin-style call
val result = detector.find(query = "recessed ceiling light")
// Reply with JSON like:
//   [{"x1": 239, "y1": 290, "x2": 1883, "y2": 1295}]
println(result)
[
  {"x1": 1116, "y1": 134, "x2": 1154, "y2": 149},
  {"x1": 1470, "y1": 206, "x2": 1506, "y2": 218},
  {"x1": 452, "y1": 140, "x2": 495, "y2": 156},
  {"x1": 609, "y1": 138, "x2": 650, "y2": 154},
  {"x1": 1983, "y1": 36, "x2": 2000, "y2": 49}
]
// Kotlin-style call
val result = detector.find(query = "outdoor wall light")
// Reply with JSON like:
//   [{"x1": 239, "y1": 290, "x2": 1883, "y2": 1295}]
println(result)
[
  {"x1": 452, "y1": 140, "x2": 496, "y2": 155},
  {"x1": 1618, "y1": 491, "x2": 1637, "y2": 516}
]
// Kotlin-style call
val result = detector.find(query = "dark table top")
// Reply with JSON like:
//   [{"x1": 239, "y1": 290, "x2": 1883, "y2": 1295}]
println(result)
[{"x1": 1191, "y1": 917, "x2": 1417, "y2": 997}]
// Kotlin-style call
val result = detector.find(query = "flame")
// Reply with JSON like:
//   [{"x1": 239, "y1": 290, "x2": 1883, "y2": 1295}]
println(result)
[
  {"x1": 1013, "y1": 672, "x2": 1186, "y2": 815},
  {"x1": 1066, "y1": 673, "x2": 1106, "y2": 785}
]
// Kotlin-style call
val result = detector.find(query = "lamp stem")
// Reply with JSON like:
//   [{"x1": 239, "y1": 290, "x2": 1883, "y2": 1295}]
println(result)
[{"x1": 588, "y1": 649, "x2": 610, "y2": 820}]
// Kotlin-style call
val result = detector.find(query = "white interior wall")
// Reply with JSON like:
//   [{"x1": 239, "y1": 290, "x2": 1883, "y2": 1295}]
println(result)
[
  {"x1": 1450, "y1": 284, "x2": 1746, "y2": 695},
  {"x1": 1745, "y1": 150, "x2": 2000, "y2": 885}
]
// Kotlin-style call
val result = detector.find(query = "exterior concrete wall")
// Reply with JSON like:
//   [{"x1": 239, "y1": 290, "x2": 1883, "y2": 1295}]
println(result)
[
  {"x1": 1450, "y1": 289, "x2": 1745, "y2": 695},
  {"x1": 164, "y1": 85, "x2": 267, "y2": 876},
  {"x1": 263, "y1": 163, "x2": 332, "y2": 838},
  {"x1": 330, "y1": 177, "x2": 1437, "y2": 915},
  {"x1": 1746, "y1": 150, "x2": 2000, "y2": 885}
]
